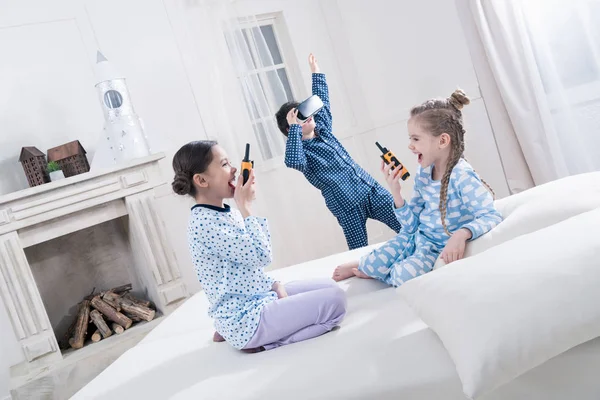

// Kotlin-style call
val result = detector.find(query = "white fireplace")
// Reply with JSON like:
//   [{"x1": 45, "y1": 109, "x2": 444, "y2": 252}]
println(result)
[{"x1": 0, "y1": 153, "x2": 189, "y2": 398}]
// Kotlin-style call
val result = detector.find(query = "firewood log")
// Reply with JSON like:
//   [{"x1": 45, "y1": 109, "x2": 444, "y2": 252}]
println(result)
[
  {"x1": 123, "y1": 293, "x2": 152, "y2": 309},
  {"x1": 112, "y1": 323, "x2": 124, "y2": 335},
  {"x1": 116, "y1": 296, "x2": 155, "y2": 322},
  {"x1": 59, "y1": 313, "x2": 78, "y2": 350},
  {"x1": 100, "y1": 283, "x2": 132, "y2": 296},
  {"x1": 70, "y1": 300, "x2": 90, "y2": 349},
  {"x1": 90, "y1": 309, "x2": 113, "y2": 339},
  {"x1": 91, "y1": 330, "x2": 102, "y2": 343},
  {"x1": 111, "y1": 283, "x2": 132, "y2": 294},
  {"x1": 122, "y1": 311, "x2": 142, "y2": 322},
  {"x1": 90, "y1": 296, "x2": 132, "y2": 329},
  {"x1": 102, "y1": 291, "x2": 121, "y2": 311}
]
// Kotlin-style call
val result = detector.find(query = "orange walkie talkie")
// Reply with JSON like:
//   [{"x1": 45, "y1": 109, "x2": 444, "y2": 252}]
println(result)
[
  {"x1": 241, "y1": 143, "x2": 254, "y2": 184},
  {"x1": 376, "y1": 141, "x2": 410, "y2": 180}
]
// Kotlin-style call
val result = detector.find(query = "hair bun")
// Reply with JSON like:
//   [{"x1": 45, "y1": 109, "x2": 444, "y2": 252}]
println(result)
[
  {"x1": 449, "y1": 89, "x2": 470, "y2": 110},
  {"x1": 172, "y1": 171, "x2": 193, "y2": 196}
]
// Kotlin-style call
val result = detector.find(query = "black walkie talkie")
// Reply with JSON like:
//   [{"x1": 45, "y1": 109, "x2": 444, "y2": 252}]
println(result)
[{"x1": 241, "y1": 143, "x2": 253, "y2": 185}]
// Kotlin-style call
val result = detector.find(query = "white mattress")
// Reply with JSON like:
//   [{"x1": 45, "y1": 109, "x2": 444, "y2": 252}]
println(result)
[{"x1": 73, "y1": 245, "x2": 600, "y2": 400}]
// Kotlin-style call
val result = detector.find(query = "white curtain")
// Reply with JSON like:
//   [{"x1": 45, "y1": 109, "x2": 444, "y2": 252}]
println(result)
[
  {"x1": 463, "y1": 0, "x2": 600, "y2": 185},
  {"x1": 168, "y1": 0, "x2": 293, "y2": 163},
  {"x1": 223, "y1": 13, "x2": 290, "y2": 161}
]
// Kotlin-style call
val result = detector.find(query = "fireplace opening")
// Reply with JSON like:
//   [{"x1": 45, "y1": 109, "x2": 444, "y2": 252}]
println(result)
[{"x1": 24, "y1": 215, "x2": 160, "y2": 352}]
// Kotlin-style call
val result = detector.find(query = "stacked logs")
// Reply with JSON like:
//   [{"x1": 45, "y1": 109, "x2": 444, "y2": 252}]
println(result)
[{"x1": 60, "y1": 284, "x2": 155, "y2": 350}]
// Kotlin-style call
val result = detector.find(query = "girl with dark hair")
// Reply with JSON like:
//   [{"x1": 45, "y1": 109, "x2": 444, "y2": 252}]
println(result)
[{"x1": 172, "y1": 141, "x2": 347, "y2": 352}]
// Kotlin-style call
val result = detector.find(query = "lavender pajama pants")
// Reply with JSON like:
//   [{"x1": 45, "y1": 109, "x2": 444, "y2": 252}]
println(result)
[{"x1": 243, "y1": 279, "x2": 347, "y2": 351}]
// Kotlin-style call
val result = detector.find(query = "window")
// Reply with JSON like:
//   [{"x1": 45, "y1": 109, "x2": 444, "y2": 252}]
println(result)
[
  {"x1": 226, "y1": 15, "x2": 296, "y2": 160},
  {"x1": 517, "y1": 0, "x2": 600, "y2": 170},
  {"x1": 523, "y1": 0, "x2": 600, "y2": 108}
]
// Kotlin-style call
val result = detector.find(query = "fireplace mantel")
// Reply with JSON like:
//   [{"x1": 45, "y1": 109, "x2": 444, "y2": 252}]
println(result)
[{"x1": 0, "y1": 153, "x2": 189, "y2": 398}]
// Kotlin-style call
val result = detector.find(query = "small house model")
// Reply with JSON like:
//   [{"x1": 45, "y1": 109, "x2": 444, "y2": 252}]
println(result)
[
  {"x1": 19, "y1": 146, "x2": 50, "y2": 187},
  {"x1": 47, "y1": 140, "x2": 90, "y2": 178}
]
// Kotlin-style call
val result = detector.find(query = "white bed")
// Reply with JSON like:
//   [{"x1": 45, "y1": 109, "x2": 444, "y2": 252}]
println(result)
[{"x1": 73, "y1": 172, "x2": 600, "y2": 400}]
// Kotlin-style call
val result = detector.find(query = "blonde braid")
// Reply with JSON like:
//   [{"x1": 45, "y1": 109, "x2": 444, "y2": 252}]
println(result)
[
  {"x1": 462, "y1": 156, "x2": 496, "y2": 199},
  {"x1": 439, "y1": 140, "x2": 464, "y2": 236},
  {"x1": 480, "y1": 177, "x2": 496, "y2": 199}
]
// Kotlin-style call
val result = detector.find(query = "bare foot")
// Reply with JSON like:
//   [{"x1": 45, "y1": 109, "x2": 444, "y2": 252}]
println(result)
[
  {"x1": 272, "y1": 281, "x2": 288, "y2": 299},
  {"x1": 352, "y1": 268, "x2": 373, "y2": 279},
  {"x1": 332, "y1": 261, "x2": 359, "y2": 282},
  {"x1": 213, "y1": 331, "x2": 225, "y2": 342}
]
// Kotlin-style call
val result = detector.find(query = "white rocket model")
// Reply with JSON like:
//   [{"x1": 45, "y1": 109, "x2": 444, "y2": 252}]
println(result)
[{"x1": 90, "y1": 51, "x2": 150, "y2": 170}]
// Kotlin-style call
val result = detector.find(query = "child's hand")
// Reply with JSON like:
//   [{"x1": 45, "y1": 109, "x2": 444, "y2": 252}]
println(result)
[
  {"x1": 440, "y1": 228, "x2": 472, "y2": 264},
  {"x1": 381, "y1": 160, "x2": 404, "y2": 207},
  {"x1": 308, "y1": 53, "x2": 320, "y2": 74},
  {"x1": 234, "y1": 169, "x2": 256, "y2": 218},
  {"x1": 272, "y1": 281, "x2": 288, "y2": 299},
  {"x1": 286, "y1": 108, "x2": 301, "y2": 127}
]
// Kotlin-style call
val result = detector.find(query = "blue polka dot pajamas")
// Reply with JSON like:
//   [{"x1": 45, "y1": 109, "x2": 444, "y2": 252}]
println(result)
[
  {"x1": 285, "y1": 73, "x2": 401, "y2": 250},
  {"x1": 358, "y1": 159, "x2": 503, "y2": 287},
  {"x1": 188, "y1": 204, "x2": 346, "y2": 350},
  {"x1": 336, "y1": 185, "x2": 401, "y2": 250}
]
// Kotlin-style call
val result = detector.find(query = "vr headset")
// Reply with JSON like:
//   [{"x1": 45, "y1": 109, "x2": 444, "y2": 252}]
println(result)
[{"x1": 296, "y1": 95, "x2": 324, "y2": 123}]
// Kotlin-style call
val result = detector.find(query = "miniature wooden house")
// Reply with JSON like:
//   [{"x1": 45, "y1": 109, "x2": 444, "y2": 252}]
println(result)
[
  {"x1": 47, "y1": 140, "x2": 90, "y2": 178},
  {"x1": 19, "y1": 146, "x2": 50, "y2": 187}
]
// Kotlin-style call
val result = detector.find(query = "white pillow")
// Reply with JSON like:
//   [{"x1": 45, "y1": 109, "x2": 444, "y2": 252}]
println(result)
[
  {"x1": 494, "y1": 170, "x2": 600, "y2": 217},
  {"x1": 434, "y1": 171, "x2": 600, "y2": 269},
  {"x1": 399, "y1": 208, "x2": 600, "y2": 399}
]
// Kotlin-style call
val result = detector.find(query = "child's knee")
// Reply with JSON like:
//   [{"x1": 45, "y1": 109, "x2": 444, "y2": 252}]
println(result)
[
  {"x1": 329, "y1": 286, "x2": 347, "y2": 316},
  {"x1": 321, "y1": 278, "x2": 339, "y2": 288},
  {"x1": 389, "y1": 258, "x2": 433, "y2": 287}
]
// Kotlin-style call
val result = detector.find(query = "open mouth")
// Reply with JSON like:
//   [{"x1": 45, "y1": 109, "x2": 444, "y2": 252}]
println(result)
[
  {"x1": 417, "y1": 153, "x2": 423, "y2": 163},
  {"x1": 228, "y1": 176, "x2": 236, "y2": 189}
]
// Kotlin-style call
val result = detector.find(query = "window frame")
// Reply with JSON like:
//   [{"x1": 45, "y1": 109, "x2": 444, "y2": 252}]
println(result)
[{"x1": 234, "y1": 13, "x2": 302, "y2": 166}]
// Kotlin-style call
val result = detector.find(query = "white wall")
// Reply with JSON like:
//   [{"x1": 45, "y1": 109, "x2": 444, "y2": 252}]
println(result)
[{"x1": 0, "y1": 0, "x2": 509, "y2": 397}]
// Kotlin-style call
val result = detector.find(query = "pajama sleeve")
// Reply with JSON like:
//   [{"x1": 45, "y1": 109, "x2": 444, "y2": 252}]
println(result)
[
  {"x1": 197, "y1": 213, "x2": 273, "y2": 269},
  {"x1": 284, "y1": 73, "x2": 333, "y2": 172},
  {"x1": 394, "y1": 180, "x2": 426, "y2": 235},
  {"x1": 311, "y1": 73, "x2": 333, "y2": 138},
  {"x1": 457, "y1": 169, "x2": 503, "y2": 241},
  {"x1": 284, "y1": 125, "x2": 307, "y2": 172}
]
